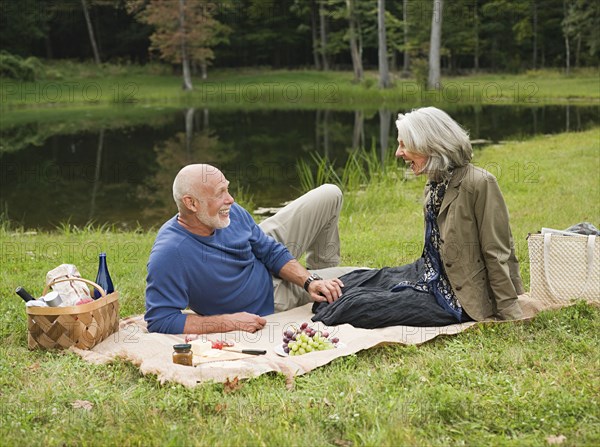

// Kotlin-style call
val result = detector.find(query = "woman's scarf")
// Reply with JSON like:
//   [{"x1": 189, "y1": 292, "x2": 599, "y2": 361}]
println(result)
[{"x1": 391, "y1": 173, "x2": 465, "y2": 322}]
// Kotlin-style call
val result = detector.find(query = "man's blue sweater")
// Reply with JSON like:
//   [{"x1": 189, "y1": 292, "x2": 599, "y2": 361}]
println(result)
[{"x1": 145, "y1": 203, "x2": 294, "y2": 334}]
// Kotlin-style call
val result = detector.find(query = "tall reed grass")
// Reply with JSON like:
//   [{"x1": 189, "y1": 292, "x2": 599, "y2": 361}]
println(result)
[{"x1": 296, "y1": 142, "x2": 400, "y2": 194}]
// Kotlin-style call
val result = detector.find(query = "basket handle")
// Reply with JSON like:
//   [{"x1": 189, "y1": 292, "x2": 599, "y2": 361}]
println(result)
[{"x1": 42, "y1": 277, "x2": 106, "y2": 298}]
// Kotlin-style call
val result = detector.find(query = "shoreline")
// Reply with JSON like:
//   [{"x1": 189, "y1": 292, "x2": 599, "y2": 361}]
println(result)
[{"x1": 2, "y1": 68, "x2": 599, "y2": 115}]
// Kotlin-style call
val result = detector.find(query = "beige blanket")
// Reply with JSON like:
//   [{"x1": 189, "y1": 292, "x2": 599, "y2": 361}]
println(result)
[{"x1": 71, "y1": 294, "x2": 557, "y2": 387}]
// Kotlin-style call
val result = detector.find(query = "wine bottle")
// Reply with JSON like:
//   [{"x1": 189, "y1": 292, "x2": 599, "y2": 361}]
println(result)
[
  {"x1": 15, "y1": 286, "x2": 36, "y2": 302},
  {"x1": 94, "y1": 252, "x2": 115, "y2": 299}
]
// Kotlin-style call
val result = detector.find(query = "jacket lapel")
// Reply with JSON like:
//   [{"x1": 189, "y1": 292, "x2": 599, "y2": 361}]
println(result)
[{"x1": 438, "y1": 165, "x2": 468, "y2": 219}]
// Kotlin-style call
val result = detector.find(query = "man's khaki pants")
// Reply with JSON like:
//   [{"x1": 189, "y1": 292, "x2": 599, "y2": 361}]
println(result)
[{"x1": 259, "y1": 184, "x2": 360, "y2": 312}]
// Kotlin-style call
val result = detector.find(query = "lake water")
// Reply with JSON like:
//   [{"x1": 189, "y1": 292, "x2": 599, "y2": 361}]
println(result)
[{"x1": 1, "y1": 104, "x2": 597, "y2": 230}]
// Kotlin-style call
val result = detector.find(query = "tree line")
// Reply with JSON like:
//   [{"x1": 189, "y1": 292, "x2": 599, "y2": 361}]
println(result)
[{"x1": 1, "y1": 0, "x2": 598, "y2": 86}]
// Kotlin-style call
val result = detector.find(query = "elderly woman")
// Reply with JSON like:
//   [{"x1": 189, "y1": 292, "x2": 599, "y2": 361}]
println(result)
[{"x1": 312, "y1": 107, "x2": 524, "y2": 327}]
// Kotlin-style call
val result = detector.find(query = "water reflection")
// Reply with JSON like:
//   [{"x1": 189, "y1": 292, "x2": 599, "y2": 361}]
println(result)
[
  {"x1": 0, "y1": 104, "x2": 597, "y2": 230},
  {"x1": 88, "y1": 128, "x2": 104, "y2": 221},
  {"x1": 139, "y1": 108, "x2": 227, "y2": 224}
]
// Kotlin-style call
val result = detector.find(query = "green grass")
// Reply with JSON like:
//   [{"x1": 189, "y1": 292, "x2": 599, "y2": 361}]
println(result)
[
  {"x1": 1, "y1": 64, "x2": 598, "y2": 119},
  {"x1": 1, "y1": 129, "x2": 599, "y2": 445}
]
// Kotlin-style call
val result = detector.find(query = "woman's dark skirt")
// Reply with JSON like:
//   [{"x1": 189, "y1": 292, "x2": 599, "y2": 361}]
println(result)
[{"x1": 312, "y1": 258, "x2": 466, "y2": 328}]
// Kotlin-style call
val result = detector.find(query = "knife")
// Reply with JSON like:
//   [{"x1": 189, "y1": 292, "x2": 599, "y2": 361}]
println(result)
[{"x1": 222, "y1": 348, "x2": 266, "y2": 355}]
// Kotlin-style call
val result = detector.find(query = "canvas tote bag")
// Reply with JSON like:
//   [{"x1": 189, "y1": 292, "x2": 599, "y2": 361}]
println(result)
[{"x1": 528, "y1": 232, "x2": 600, "y2": 305}]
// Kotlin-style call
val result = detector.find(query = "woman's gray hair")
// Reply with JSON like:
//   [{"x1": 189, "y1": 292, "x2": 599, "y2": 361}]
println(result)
[{"x1": 396, "y1": 107, "x2": 472, "y2": 181}]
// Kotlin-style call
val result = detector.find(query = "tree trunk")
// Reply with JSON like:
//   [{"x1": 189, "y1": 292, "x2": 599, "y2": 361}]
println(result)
[
  {"x1": 45, "y1": 35, "x2": 54, "y2": 59},
  {"x1": 390, "y1": 50, "x2": 397, "y2": 72},
  {"x1": 346, "y1": 0, "x2": 363, "y2": 82},
  {"x1": 427, "y1": 0, "x2": 443, "y2": 89},
  {"x1": 562, "y1": 0, "x2": 572, "y2": 75},
  {"x1": 402, "y1": 0, "x2": 410, "y2": 75},
  {"x1": 532, "y1": 0, "x2": 538, "y2": 69},
  {"x1": 564, "y1": 32, "x2": 570, "y2": 74},
  {"x1": 179, "y1": 0, "x2": 193, "y2": 90},
  {"x1": 201, "y1": 61, "x2": 207, "y2": 80},
  {"x1": 541, "y1": 42, "x2": 545, "y2": 68},
  {"x1": 81, "y1": 0, "x2": 101, "y2": 65},
  {"x1": 377, "y1": 0, "x2": 390, "y2": 88},
  {"x1": 44, "y1": 33, "x2": 54, "y2": 59},
  {"x1": 575, "y1": 33, "x2": 581, "y2": 68},
  {"x1": 357, "y1": 15, "x2": 364, "y2": 69},
  {"x1": 311, "y1": 1, "x2": 321, "y2": 70},
  {"x1": 319, "y1": 1, "x2": 329, "y2": 70},
  {"x1": 474, "y1": 3, "x2": 479, "y2": 72}
]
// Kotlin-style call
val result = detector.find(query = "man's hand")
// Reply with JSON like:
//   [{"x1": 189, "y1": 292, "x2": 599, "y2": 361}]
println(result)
[
  {"x1": 308, "y1": 278, "x2": 344, "y2": 304},
  {"x1": 278, "y1": 259, "x2": 345, "y2": 304},
  {"x1": 222, "y1": 312, "x2": 267, "y2": 332},
  {"x1": 184, "y1": 312, "x2": 267, "y2": 334}
]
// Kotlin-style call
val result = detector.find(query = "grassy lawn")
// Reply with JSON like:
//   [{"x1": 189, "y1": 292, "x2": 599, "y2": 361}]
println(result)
[
  {"x1": 1, "y1": 128, "x2": 599, "y2": 445},
  {"x1": 1, "y1": 64, "x2": 598, "y2": 120}
]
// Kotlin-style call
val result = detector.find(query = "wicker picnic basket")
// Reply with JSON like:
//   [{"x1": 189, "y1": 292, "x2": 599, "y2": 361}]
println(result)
[{"x1": 26, "y1": 278, "x2": 119, "y2": 350}]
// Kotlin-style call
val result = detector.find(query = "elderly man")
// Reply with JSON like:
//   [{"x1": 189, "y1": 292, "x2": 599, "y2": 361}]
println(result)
[{"x1": 145, "y1": 163, "x2": 356, "y2": 334}]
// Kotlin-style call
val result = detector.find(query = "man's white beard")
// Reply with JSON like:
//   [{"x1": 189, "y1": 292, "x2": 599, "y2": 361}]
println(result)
[{"x1": 196, "y1": 207, "x2": 230, "y2": 230}]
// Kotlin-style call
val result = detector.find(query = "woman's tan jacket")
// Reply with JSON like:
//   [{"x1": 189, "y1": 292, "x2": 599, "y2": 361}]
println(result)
[{"x1": 434, "y1": 163, "x2": 524, "y2": 321}]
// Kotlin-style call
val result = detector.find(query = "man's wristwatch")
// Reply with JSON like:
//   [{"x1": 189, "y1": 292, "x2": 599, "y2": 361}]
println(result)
[{"x1": 303, "y1": 273, "x2": 323, "y2": 292}]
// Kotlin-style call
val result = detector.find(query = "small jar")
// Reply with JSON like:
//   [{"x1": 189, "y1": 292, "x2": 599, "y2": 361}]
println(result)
[{"x1": 172, "y1": 343, "x2": 193, "y2": 366}]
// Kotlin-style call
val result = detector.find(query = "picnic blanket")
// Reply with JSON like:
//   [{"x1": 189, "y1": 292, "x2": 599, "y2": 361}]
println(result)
[{"x1": 71, "y1": 293, "x2": 559, "y2": 387}]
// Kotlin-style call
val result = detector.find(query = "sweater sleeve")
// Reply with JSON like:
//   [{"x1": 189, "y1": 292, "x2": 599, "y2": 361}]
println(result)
[
  {"x1": 246, "y1": 215, "x2": 294, "y2": 275},
  {"x1": 144, "y1": 245, "x2": 189, "y2": 334}
]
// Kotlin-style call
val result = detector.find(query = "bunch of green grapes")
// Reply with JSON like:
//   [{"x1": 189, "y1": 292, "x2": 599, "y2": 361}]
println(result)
[{"x1": 282, "y1": 322, "x2": 339, "y2": 356}]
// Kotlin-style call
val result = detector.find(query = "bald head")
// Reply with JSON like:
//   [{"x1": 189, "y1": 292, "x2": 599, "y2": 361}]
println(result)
[{"x1": 173, "y1": 164, "x2": 227, "y2": 213}]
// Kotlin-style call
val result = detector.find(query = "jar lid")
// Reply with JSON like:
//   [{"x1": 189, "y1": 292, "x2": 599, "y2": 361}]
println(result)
[
  {"x1": 43, "y1": 291, "x2": 63, "y2": 307},
  {"x1": 173, "y1": 343, "x2": 192, "y2": 351}
]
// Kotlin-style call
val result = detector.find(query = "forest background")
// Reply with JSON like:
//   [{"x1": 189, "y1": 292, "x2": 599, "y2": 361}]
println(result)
[{"x1": 2, "y1": 0, "x2": 598, "y2": 88}]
